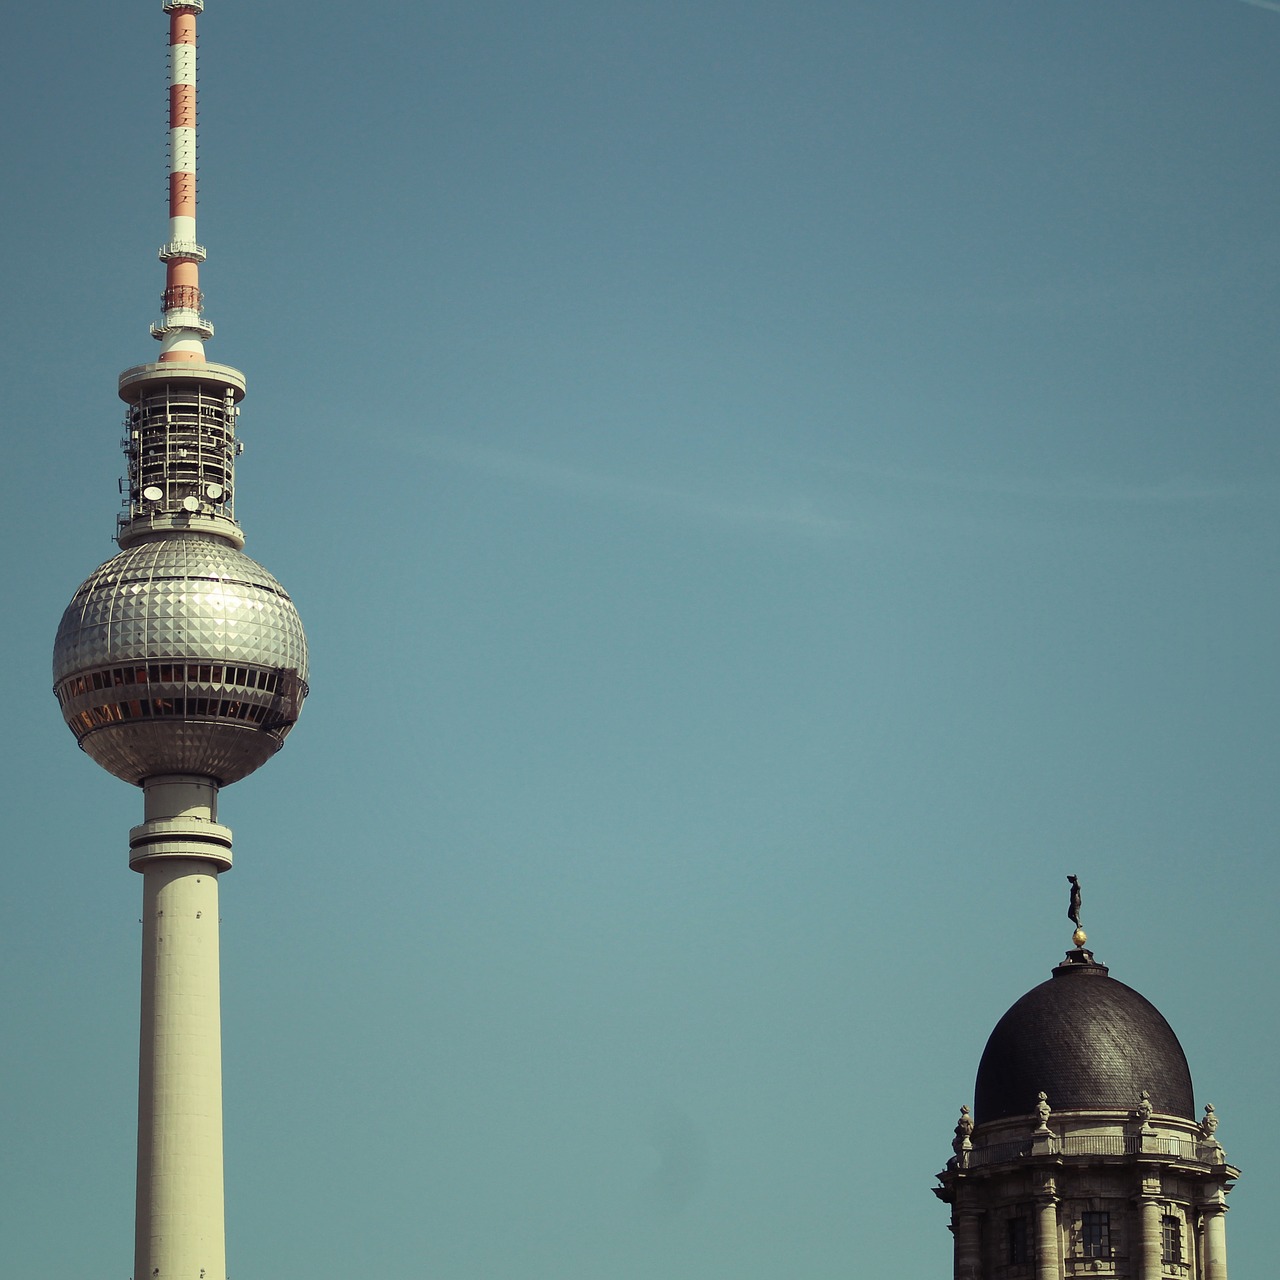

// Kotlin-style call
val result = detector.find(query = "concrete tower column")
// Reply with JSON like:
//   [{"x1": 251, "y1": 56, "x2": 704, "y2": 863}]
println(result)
[
  {"x1": 1034, "y1": 1182, "x2": 1061, "y2": 1280},
  {"x1": 131, "y1": 775, "x2": 233, "y2": 1280},
  {"x1": 1137, "y1": 1194, "x2": 1163, "y2": 1280},
  {"x1": 1202, "y1": 1204, "x2": 1229, "y2": 1280}
]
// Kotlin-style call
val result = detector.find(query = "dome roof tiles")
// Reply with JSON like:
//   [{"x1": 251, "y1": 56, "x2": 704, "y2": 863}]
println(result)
[{"x1": 974, "y1": 955, "x2": 1195, "y2": 1125}]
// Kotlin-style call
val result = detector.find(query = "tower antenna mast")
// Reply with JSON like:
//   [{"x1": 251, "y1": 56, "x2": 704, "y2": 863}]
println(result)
[{"x1": 155, "y1": 0, "x2": 214, "y2": 364}]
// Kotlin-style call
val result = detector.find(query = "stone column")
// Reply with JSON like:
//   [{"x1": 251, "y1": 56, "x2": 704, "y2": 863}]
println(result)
[
  {"x1": 1137, "y1": 1194, "x2": 1163, "y2": 1280},
  {"x1": 1035, "y1": 1180, "x2": 1060, "y2": 1280},
  {"x1": 953, "y1": 1207, "x2": 983, "y2": 1280},
  {"x1": 1202, "y1": 1204, "x2": 1229, "y2": 1280}
]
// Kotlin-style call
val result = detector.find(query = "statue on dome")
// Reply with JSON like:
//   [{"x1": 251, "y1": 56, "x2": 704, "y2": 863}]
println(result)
[
  {"x1": 1034, "y1": 1091, "x2": 1053, "y2": 1134},
  {"x1": 1200, "y1": 1103, "x2": 1219, "y2": 1140},
  {"x1": 1198, "y1": 1103, "x2": 1227, "y2": 1163},
  {"x1": 1135, "y1": 1089, "x2": 1154, "y2": 1130},
  {"x1": 1067, "y1": 875, "x2": 1087, "y2": 947}
]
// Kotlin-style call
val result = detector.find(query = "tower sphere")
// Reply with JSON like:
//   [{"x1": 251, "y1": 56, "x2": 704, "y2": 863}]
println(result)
[
  {"x1": 973, "y1": 955, "x2": 1194, "y2": 1124},
  {"x1": 53, "y1": 536, "x2": 308, "y2": 786}
]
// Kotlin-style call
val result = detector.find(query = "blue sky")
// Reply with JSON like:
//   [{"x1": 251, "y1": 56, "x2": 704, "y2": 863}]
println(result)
[{"x1": 3, "y1": 1, "x2": 1278, "y2": 1276}]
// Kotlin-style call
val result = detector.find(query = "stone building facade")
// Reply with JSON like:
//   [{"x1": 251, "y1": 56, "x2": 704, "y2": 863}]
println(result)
[{"x1": 935, "y1": 943, "x2": 1239, "y2": 1280}]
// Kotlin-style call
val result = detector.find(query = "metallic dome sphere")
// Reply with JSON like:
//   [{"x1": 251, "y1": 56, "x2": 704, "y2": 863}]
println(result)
[
  {"x1": 53, "y1": 535, "x2": 308, "y2": 786},
  {"x1": 974, "y1": 957, "x2": 1194, "y2": 1124}
]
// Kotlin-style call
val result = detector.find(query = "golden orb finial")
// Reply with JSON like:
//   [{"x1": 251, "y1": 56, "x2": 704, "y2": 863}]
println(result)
[{"x1": 1072, "y1": 926, "x2": 1087, "y2": 947}]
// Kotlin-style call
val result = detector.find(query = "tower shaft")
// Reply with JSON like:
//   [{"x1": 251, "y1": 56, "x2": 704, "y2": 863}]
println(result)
[{"x1": 132, "y1": 776, "x2": 233, "y2": 1280}]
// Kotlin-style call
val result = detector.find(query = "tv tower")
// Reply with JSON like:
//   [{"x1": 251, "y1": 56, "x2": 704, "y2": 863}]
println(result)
[{"x1": 51, "y1": 4, "x2": 308, "y2": 1278}]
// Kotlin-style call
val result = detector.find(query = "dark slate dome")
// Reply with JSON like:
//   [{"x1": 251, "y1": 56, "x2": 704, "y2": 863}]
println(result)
[{"x1": 974, "y1": 954, "x2": 1194, "y2": 1124}]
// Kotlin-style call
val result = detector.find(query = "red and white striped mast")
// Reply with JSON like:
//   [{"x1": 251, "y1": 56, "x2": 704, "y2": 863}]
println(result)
[{"x1": 155, "y1": 0, "x2": 213, "y2": 362}]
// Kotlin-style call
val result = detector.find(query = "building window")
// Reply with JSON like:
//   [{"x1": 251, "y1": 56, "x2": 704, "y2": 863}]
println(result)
[
  {"x1": 1081, "y1": 1212, "x2": 1111, "y2": 1259},
  {"x1": 1008, "y1": 1215, "x2": 1032, "y2": 1264},
  {"x1": 1162, "y1": 1215, "x2": 1183, "y2": 1264}
]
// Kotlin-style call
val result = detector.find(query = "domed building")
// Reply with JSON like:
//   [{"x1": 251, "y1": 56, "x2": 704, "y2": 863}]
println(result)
[{"x1": 935, "y1": 902, "x2": 1239, "y2": 1280}]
